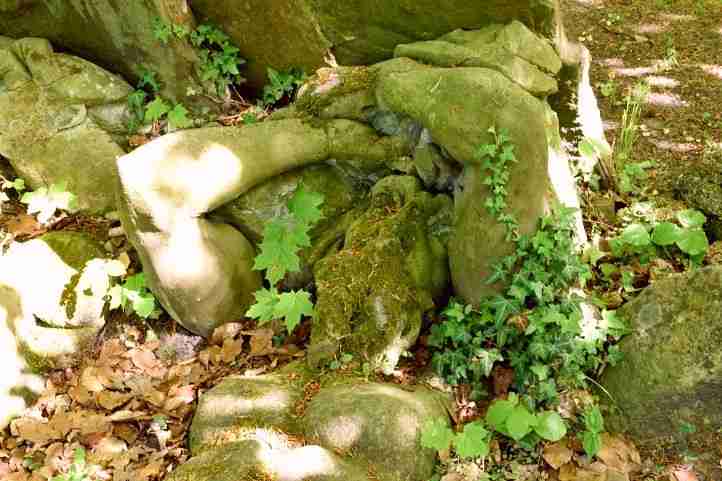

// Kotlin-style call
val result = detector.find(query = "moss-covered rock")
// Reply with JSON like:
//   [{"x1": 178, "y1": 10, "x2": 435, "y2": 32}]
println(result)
[
  {"x1": 310, "y1": 176, "x2": 452, "y2": 371},
  {"x1": 394, "y1": 21, "x2": 560, "y2": 97},
  {"x1": 601, "y1": 266, "x2": 722, "y2": 443},
  {"x1": 0, "y1": 0, "x2": 208, "y2": 105},
  {"x1": 0, "y1": 37, "x2": 129, "y2": 212},
  {"x1": 191, "y1": 1, "x2": 560, "y2": 92},
  {"x1": 166, "y1": 440, "x2": 369, "y2": 481},
  {"x1": 116, "y1": 119, "x2": 329, "y2": 336},
  {"x1": 0, "y1": 232, "x2": 110, "y2": 371},
  {"x1": 182, "y1": 362, "x2": 452, "y2": 481},
  {"x1": 303, "y1": 383, "x2": 450, "y2": 481},
  {"x1": 376, "y1": 65, "x2": 550, "y2": 306},
  {"x1": 189, "y1": 370, "x2": 311, "y2": 454}
]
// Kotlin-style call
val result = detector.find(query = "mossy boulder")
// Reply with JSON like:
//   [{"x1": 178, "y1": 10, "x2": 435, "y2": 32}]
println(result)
[
  {"x1": 0, "y1": 37, "x2": 129, "y2": 212},
  {"x1": 211, "y1": 164, "x2": 366, "y2": 289},
  {"x1": 192, "y1": 0, "x2": 559, "y2": 90},
  {"x1": 303, "y1": 383, "x2": 450, "y2": 481},
  {"x1": 182, "y1": 363, "x2": 451, "y2": 481},
  {"x1": 311, "y1": 176, "x2": 452, "y2": 371},
  {"x1": 375, "y1": 65, "x2": 550, "y2": 306},
  {"x1": 394, "y1": 21, "x2": 561, "y2": 97},
  {"x1": 601, "y1": 266, "x2": 722, "y2": 443},
  {"x1": 0, "y1": 0, "x2": 208, "y2": 105},
  {"x1": 0, "y1": 232, "x2": 110, "y2": 371},
  {"x1": 116, "y1": 119, "x2": 331, "y2": 336},
  {"x1": 167, "y1": 440, "x2": 369, "y2": 481}
]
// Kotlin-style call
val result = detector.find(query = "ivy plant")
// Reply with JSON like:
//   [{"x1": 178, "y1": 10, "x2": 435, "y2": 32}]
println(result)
[
  {"x1": 154, "y1": 18, "x2": 246, "y2": 96},
  {"x1": 610, "y1": 208, "x2": 709, "y2": 264},
  {"x1": 261, "y1": 67, "x2": 306, "y2": 107},
  {"x1": 50, "y1": 448, "x2": 92, "y2": 481},
  {"x1": 246, "y1": 186, "x2": 324, "y2": 333},
  {"x1": 108, "y1": 272, "x2": 160, "y2": 319}
]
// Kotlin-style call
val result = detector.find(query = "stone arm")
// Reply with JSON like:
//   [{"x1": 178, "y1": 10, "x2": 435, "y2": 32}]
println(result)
[{"x1": 116, "y1": 119, "x2": 329, "y2": 336}]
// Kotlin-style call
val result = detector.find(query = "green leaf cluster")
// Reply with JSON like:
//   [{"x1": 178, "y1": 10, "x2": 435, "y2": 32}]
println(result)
[
  {"x1": 421, "y1": 418, "x2": 492, "y2": 460},
  {"x1": 610, "y1": 209, "x2": 709, "y2": 263},
  {"x1": 108, "y1": 273, "x2": 159, "y2": 319},
  {"x1": 20, "y1": 181, "x2": 78, "y2": 224},
  {"x1": 429, "y1": 208, "x2": 604, "y2": 405},
  {"x1": 153, "y1": 18, "x2": 246, "y2": 96},
  {"x1": 476, "y1": 125, "x2": 519, "y2": 239},
  {"x1": 486, "y1": 393, "x2": 567, "y2": 445},
  {"x1": 127, "y1": 67, "x2": 193, "y2": 132},
  {"x1": 261, "y1": 67, "x2": 306, "y2": 107},
  {"x1": 580, "y1": 406, "x2": 604, "y2": 457},
  {"x1": 246, "y1": 186, "x2": 324, "y2": 333}
]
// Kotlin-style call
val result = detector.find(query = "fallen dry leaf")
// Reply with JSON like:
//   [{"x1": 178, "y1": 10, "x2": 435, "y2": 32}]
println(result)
[
  {"x1": 543, "y1": 441, "x2": 573, "y2": 469},
  {"x1": 5, "y1": 213, "x2": 43, "y2": 237},
  {"x1": 246, "y1": 329, "x2": 274, "y2": 357},
  {"x1": 671, "y1": 466, "x2": 698, "y2": 481},
  {"x1": 211, "y1": 322, "x2": 243, "y2": 346},
  {"x1": 597, "y1": 434, "x2": 641, "y2": 474},
  {"x1": 221, "y1": 338, "x2": 243, "y2": 363}
]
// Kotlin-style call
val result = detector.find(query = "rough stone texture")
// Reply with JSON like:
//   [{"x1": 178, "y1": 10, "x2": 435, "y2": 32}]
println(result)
[
  {"x1": 601, "y1": 266, "x2": 722, "y2": 443},
  {"x1": 189, "y1": 372, "x2": 309, "y2": 453},
  {"x1": 303, "y1": 382, "x2": 450, "y2": 481},
  {"x1": 0, "y1": 37, "x2": 129, "y2": 212},
  {"x1": 376, "y1": 65, "x2": 550, "y2": 306},
  {"x1": 0, "y1": 0, "x2": 208, "y2": 105},
  {"x1": 211, "y1": 164, "x2": 366, "y2": 289},
  {"x1": 190, "y1": 0, "x2": 559, "y2": 90},
  {"x1": 0, "y1": 232, "x2": 110, "y2": 371},
  {"x1": 394, "y1": 21, "x2": 561, "y2": 97},
  {"x1": 0, "y1": 284, "x2": 45, "y2": 430},
  {"x1": 116, "y1": 119, "x2": 329, "y2": 336},
  {"x1": 310, "y1": 176, "x2": 452, "y2": 372},
  {"x1": 182, "y1": 365, "x2": 451, "y2": 481},
  {"x1": 167, "y1": 440, "x2": 370, "y2": 481}
]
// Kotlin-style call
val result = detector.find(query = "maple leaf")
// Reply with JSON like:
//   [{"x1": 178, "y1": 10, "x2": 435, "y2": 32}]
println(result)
[
  {"x1": 144, "y1": 97, "x2": 171, "y2": 124},
  {"x1": 167, "y1": 103, "x2": 193, "y2": 129},
  {"x1": 245, "y1": 288, "x2": 280, "y2": 322},
  {"x1": 287, "y1": 186, "x2": 324, "y2": 226},
  {"x1": 253, "y1": 220, "x2": 305, "y2": 284},
  {"x1": 273, "y1": 290, "x2": 314, "y2": 332}
]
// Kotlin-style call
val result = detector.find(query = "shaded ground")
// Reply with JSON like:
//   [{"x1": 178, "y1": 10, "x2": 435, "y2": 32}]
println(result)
[{"x1": 563, "y1": 0, "x2": 722, "y2": 478}]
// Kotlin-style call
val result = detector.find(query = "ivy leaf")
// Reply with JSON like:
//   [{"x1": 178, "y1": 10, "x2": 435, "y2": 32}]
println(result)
[
  {"x1": 486, "y1": 295, "x2": 520, "y2": 324},
  {"x1": 132, "y1": 294, "x2": 157, "y2": 319},
  {"x1": 677, "y1": 209, "x2": 706, "y2": 229},
  {"x1": 167, "y1": 103, "x2": 193, "y2": 129},
  {"x1": 620, "y1": 223, "x2": 650, "y2": 248},
  {"x1": 506, "y1": 405, "x2": 537, "y2": 441},
  {"x1": 676, "y1": 228, "x2": 709, "y2": 257},
  {"x1": 144, "y1": 97, "x2": 171, "y2": 123},
  {"x1": 582, "y1": 431, "x2": 602, "y2": 458},
  {"x1": 420, "y1": 418, "x2": 455, "y2": 452},
  {"x1": 245, "y1": 288, "x2": 280, "y2": 323},
  {"x1": 485, "y1": 397, "x2": 516, "y2": 431},
  {"x1": 454, "y1": 421, "x2": 490, "y2": 459},
  {"x1": 584, "y1": 406, "x2": 604, "y2": 433},
  {"x1": 475, "y1": 348, "x2": 503, "y2": 377},
  {"x1": 651, "y1": 222, "x2": 681, "y2": 246},
  {"x1": 534, "y1": 411, "x2": 567, "y2": 441},
  {"x1": 287, "y1": 186, "x2": 324, "y2": 226},
  {"x1": 273, "y1": 290, "x2": 314, "y2": 332}
]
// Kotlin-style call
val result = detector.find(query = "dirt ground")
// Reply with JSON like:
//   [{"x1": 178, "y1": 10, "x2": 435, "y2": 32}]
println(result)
[{"x1": 562, "y1": 0, "x2": 722, "y2": 479}]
